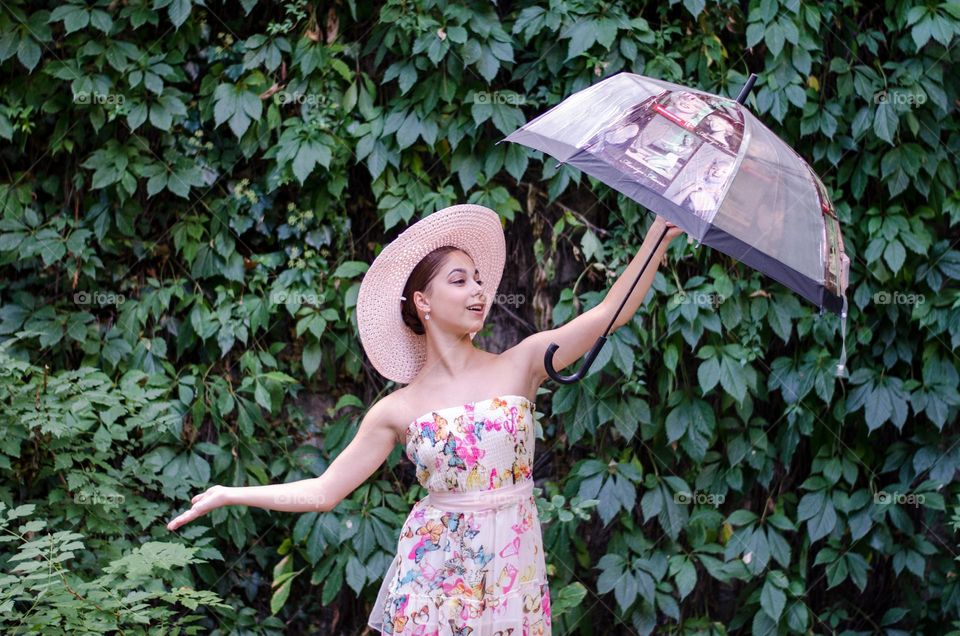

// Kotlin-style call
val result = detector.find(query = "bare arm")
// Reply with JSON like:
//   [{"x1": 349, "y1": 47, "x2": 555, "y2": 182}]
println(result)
[
  {"x1": 515, "y1": 215, "x2": 684, "y2": 384},
  {"x1": 166, "y1": 397, "x2": 397, "y2": 531}
]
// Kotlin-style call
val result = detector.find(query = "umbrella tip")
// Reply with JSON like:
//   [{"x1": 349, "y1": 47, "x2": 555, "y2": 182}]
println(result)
[{"x1": 736, "y1": 72, "x2": 758, "y2": 105}]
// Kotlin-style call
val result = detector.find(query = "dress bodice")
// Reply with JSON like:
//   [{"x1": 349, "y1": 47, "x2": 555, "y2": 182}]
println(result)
[{"x1": 404, "y1": 394, "x2": 536, "y2": 493}]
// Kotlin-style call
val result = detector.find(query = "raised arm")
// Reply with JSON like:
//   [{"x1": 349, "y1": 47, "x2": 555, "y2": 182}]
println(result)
[
  {"x1": 515, "y1": 215, "x2": 684, "y2": 385},
  {"x1": 166, "y1": 397, "x2": 397, "y2": 531}
]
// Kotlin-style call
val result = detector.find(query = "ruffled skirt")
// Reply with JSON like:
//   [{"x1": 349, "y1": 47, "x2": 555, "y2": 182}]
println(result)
[{"x1": 367, "y1": 479, "x2": 552, "y2": 635}]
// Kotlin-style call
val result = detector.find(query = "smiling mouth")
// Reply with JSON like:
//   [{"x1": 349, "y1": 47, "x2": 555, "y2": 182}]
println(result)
[{"x1": 467, "y1": 305, "x2": 484, "y2": 313}]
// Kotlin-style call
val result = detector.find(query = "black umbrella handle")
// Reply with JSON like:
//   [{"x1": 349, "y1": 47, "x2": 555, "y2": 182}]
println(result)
[{"x1": 545, "y1": 223, "x2": 670, "y2": 384}]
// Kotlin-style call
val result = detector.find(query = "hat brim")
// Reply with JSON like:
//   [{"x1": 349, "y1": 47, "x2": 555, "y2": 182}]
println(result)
[{"x1": 356, "y1": 204, "x2": 506, "y2": 384}]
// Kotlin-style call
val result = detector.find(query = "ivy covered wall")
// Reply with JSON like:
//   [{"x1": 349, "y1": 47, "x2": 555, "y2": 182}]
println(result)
[{"x1": 1, "y1": 0, "x2": 959, "y2": 633}]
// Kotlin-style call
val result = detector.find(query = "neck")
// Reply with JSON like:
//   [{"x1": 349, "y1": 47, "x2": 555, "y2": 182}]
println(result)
[{"x1": 418, "y1": 329, "x2": 479, "y2": 381}]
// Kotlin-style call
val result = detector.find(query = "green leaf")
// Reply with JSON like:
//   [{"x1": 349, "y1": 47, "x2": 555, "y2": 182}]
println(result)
[
  {"x1": 726, "y1": 509, "x2": 759, "y2": 526},
  {"x1": 17, "y1": 37, "x2": 42, "y2": 73},
  {"x1": 801, "y1": 491, "x2": 837, "y2": 542},
  {"x1": 398, "y1": 62, "x2": 418, "y2": 94},
  {"x1": 672, "y1": 556, "x2": 697, "y2": 600},
  {"x1": 873, "y1": 100, "x2": 898, "y2": 144},
  {"x1": 580, "y1": 229, "x2": 603, "y2": 262},
  {"x1": 213, "y1": 83, "x2": 261, "y2": 138},
  {"x1": 719, "y1": 355, "x2": 748, "y2": 403},
  {"x1": 292, "y1": 140, "x2": 332, "y2": 184},
  {"x1": 395, "y1": 111, "x2": 421, "y2": 149},
  {"x1": 761, "y1": 575, "x2": 786, "y2": 621},
  {"x1": 551, "y1": 582, "x2": 589, "y2": 618},
  {"x1": 765, "y1": 22, "x2": 785, "y2": 57},
  {"x1": 565, "y1": 20, "x2": 597, "y2": 60},
  {"x1": 883, "y1": 239, "x2": 906, "y2": 273},
  {"x1": 698, "y1": 357, "x2": 720, "y2": 394},
  {"x1": 746, "y1": 22, "x2": 765, "y2": 49},
  {"x1": 683, "y1": 0, "x2": 706, "y2": 18},
  {"x1": 167, "y1": 0, "x2": 193, "y2": 29},
  {"x1": 345, "y1": 555, "x2": 366, "y2": 594},
  {"x1": 254, "y1": 382, "x2": 272, "y2": 412},
  {"x1": 475, "y1": 45, "x2": 499, "y2": 81}
]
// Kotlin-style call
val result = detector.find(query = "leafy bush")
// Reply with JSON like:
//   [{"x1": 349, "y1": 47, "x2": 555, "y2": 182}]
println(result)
[{"x1": 0, "y1": 502, "x2": 231, "y2": 634}]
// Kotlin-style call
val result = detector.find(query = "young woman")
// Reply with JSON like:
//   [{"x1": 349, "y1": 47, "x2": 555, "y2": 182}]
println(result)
[{"x1": 167, "y1": 203, "x2": 684, "y2": 634}]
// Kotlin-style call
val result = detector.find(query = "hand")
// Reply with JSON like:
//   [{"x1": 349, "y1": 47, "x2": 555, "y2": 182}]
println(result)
[
  {"x1": 650, "y1": 215, "x2": 685, "y2": 243},
  {"x1": 167, "y1": 485, "x2": 233, "y2": 532}
]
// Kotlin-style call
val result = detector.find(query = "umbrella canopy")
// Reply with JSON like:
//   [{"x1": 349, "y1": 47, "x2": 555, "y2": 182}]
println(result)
[{"x1": 501, "y1": 71, "x2": 850, "y2": 318}]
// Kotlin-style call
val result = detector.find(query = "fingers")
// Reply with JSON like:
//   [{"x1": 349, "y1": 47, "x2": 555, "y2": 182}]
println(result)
[
  {"x1": 169, "y1": 489, "x2": 214, "y2": 532},
  {"x1": 168, "y1": 503, "x2": 203, "y2": 532}
]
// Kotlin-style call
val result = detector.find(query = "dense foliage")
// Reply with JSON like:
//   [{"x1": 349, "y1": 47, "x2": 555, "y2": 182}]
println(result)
[{"x1": 1, "y1": 0, "x2": 959, "y2": 633}]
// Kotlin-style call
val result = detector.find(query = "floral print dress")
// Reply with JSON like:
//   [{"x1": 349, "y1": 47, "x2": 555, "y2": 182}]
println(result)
[{"x1": 368, "y1": 394, "x2": 552, "y2": 635}]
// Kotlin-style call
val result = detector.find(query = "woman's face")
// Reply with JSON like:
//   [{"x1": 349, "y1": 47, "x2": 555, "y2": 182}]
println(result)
[
  {"x1": 674, "y1": 92, "x2": 706, "y2": 115},
  {"x1": 708, "y1": 161, "x2": 733, "y2": 181},
  {"x1": 416, "y1": 250, "x2": 487, "y2": 335},
  {"x1": 706, "y1": 115, "x2": 732, "y2": 133}
]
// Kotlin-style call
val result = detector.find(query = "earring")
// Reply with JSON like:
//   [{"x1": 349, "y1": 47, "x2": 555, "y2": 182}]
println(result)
[{"x1": 425, "y1": 312, "x2": 430, "y2": 321}]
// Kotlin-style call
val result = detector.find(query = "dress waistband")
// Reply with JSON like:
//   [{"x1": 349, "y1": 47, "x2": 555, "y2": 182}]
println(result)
[{"x1": 425, "y1": 479, "x2": 534, "y2": 512}]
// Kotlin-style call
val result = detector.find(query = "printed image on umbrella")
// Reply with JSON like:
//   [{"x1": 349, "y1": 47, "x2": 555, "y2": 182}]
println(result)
[
  {"x1": 501, "y1": 72, "x2": 851, "y2": 382},
  {"x1": 582, "y1": 90, "x2": 744, "y2": 221}
]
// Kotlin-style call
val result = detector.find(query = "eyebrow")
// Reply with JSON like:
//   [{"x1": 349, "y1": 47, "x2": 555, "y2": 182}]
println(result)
[{"x1": 448, "y1": 268, "x2": 480, "y2": 276}]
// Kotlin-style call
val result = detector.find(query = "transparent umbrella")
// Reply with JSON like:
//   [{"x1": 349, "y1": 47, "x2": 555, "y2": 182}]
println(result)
[{"x1": 501, "y1": 72, "x2": 851, "y2": 384}]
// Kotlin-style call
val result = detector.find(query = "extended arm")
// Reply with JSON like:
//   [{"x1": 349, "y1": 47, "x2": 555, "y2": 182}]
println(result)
[
  {"x1": 167, "y1": 398, "x2": 397, "y2": 530},
  {"x1": 516, "y1": 215, "x2": 684, "y2": 384},
  {"x1": 601, "y1": 216, "x2": 684, "y2": 330}
]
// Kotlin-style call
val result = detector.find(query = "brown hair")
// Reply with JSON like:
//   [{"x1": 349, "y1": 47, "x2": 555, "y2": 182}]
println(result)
[{"x1": 400, "y1": 245, "x2": 465, "y2": 335}]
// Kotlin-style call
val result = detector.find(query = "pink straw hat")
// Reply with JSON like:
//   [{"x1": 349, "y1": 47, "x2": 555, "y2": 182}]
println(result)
[{"x1": 356, "y1": 203, "x2": 506, "y2": 384}]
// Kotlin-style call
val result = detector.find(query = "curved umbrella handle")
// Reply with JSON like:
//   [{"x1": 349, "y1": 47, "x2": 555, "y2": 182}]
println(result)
[{"x1": 544, "y1": 336, "x2": 608, "y2": 384}]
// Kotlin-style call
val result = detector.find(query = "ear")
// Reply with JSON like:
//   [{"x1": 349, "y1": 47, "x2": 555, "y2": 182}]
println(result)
[{"x1": 414, "y1": 290, "x2": 429, "y2": 314}]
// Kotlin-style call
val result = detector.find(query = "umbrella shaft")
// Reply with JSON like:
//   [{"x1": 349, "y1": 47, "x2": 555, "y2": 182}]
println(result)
[{"x1": 603, "y1": 223, "x2": 669, "y2": 337}]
